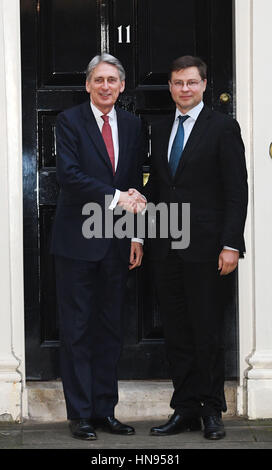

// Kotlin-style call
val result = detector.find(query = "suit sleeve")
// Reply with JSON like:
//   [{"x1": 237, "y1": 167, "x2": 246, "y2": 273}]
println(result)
[
  {"x1": 56, "y1": 112, "x2": 115, "y2": 205},
  {"x1": 219, "y1": 118, "x2": 248, "y2": 254}
]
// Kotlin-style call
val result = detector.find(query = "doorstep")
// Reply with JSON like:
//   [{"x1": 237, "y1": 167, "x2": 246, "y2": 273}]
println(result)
[{"x1": 26, "y1": 380, "x2": 237, "y2": 421}]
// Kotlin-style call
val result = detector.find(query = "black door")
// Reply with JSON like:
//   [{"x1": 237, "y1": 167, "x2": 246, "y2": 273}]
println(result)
[{"x1": 21, "y1": 0, "x2": 236, "y2": 380}]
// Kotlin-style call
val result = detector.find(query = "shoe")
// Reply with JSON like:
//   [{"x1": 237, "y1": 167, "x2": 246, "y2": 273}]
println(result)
[
  {"x1": 202, "y1": 414, "x2": 226, "y2": 440},
  {"x1": 95, "y1": 416, "x2": 135, "y2": 435},
  {"x1": 69, "y1": 419, "x2": 97, "y2": 440},
  {"x1": 150, "y1": 413, "x2": 202, "y2": 436}
]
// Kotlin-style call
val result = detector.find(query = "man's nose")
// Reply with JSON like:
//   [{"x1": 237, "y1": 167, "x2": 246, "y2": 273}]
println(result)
[{"x1": 102, "y1": 79, "x2": 109, "y2": 88}]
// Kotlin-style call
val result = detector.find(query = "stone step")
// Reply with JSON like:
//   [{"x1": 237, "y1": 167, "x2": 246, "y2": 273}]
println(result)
[{"x1": 26, "y1": 380, "x2": 237, "y2": 421}]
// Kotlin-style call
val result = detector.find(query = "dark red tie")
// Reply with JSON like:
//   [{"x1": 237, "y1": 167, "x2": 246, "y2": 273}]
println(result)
[{"x1": 101, "y1": 115, "x2": 115, "y2": 173}]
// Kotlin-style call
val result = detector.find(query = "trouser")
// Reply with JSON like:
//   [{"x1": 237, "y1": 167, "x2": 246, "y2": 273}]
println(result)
[
  {"x1": 154, "y1": 251, "x2": 230, "y2": 418},
  {"x1": 55, "y1": 248, "x2": 128, "y2": 420}
]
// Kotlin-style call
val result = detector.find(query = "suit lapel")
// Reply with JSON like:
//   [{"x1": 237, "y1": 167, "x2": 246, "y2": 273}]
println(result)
[
  {"x1": 158, "y1": 114, "x2": 176, "y2": 181},
  {"x1": 174, "y1": 105, "x2": 212, "y2": 177},
  {"x1": 81, "y1": 101, "x2": 113, "y2": 173},
  {"x1": 114, "y1": 107, "x2": 127, "y2": 179}
]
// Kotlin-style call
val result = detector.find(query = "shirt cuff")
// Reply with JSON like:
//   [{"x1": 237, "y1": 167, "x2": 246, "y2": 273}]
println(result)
[
  {"x1": 132, "y1": 238, "x2": 144, "y2": 245},
  {"x1": 109, "y1": 189, "x2": 121, "y2": 210},
  {"x1": 223, "y1": 246, "x2": 239, "y2": 252}
]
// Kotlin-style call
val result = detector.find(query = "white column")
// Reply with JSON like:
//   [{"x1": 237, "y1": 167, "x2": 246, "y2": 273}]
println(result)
[
  {"x1": 236, "y1": 0, "x2": 272, "y2": 418},
  {"x1": 235, "y1": 0, "x2": 255, "y2": 417},
  {"x1": 246, "y1": 0, "x2": 272, "y2": 418},
  {"x1": 0, "y1": 0, "x2": 26, "y2": 421}
]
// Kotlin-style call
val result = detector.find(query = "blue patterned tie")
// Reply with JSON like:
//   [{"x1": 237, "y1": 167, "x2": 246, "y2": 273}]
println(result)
[{"x1": 169, "y1": 115, "x2": 189, "y2": 176}]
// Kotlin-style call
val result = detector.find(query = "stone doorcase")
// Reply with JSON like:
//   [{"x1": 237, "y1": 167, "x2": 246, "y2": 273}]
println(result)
[
  {"x1": 236, "y1": 0, "x2": 272, "y2": 418},
  {"x1": 0, "y1": 0, "x2": 27, "y2": 421},
  {"x1": 0, "y1": 0, "x2": 272, "y2": 421}
]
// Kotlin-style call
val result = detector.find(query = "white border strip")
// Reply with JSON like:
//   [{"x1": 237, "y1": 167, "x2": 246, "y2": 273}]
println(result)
[{"x1": 235, "y1": 0, "x2": 254, "y2": 416}]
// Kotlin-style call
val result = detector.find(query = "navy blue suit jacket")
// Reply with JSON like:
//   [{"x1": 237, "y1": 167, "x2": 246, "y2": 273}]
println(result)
[{"x1": 50, "y1": 100, "x2": 144, "y2": 262}]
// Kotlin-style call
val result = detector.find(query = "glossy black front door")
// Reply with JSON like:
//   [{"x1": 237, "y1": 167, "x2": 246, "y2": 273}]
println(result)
[{"x1": 21, "y1": 0, "x2": 236, "y2": 380}]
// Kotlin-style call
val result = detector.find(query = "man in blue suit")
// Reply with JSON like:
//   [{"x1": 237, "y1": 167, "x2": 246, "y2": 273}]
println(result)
[{"x1": 51, "y1": 53, "x2": 146, "y2": 440}]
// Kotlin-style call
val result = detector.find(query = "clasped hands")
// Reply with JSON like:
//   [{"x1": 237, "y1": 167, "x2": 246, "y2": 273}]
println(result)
[{"x1": 118, "y1": 188, "x2": 146, "y2": 213}]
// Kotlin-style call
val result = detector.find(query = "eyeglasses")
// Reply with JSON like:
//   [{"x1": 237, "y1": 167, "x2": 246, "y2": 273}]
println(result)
[{"x1": 171, "y1": 79, "x2": 203, "y2": 89}]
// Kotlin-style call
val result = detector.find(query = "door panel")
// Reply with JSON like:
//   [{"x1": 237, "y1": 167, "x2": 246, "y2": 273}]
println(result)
[
  {"x1": 21, "y1": 0, "x2": 236, "y2": 380},
  {"x1": 137, "y1": 0, "x2": 196, "y2": 86},
  {"x1": 39, "y1": 0, "x2": 99, "y2": 86}
]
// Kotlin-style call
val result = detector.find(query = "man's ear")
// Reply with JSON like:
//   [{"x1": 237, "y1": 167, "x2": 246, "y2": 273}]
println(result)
[
  {"x1": 120, "y1": 80, "x2": 125, "y2": 93},
  {"x1": 85, "y1": 79, "x2": 91, "y2": 93}
]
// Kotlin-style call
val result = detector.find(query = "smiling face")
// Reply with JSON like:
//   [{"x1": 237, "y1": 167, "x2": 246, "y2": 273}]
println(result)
[
  {"x1": 86, "y1": 62, "x2": 125, "y2": 114},
  {"x1": 169, "y1": 66, "x2": 207, "y2": 113}
]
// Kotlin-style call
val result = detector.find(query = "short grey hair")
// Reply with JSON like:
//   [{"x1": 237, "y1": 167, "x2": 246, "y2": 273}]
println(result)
[{"x1": 86, "y1": 53, "x2": 126, "y2": 82}]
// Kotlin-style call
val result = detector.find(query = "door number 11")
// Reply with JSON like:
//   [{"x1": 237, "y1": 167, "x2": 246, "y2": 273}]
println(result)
[{"x1": 117, "y1": 25, "x2": 131, "y2": 43}]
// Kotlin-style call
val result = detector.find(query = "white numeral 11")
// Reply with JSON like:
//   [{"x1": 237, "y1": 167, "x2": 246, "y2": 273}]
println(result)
[{"x1": 117, "y1": 25, "x2": 131, "y2": 44}]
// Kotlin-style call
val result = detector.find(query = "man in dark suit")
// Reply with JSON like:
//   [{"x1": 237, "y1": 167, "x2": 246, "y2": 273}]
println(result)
[
  {"x1": 50, "y1": 53, "x2": 146, "y2": 440},
  {"x1": 145, "y1": 56, "x2": 248, "y2": 440}
]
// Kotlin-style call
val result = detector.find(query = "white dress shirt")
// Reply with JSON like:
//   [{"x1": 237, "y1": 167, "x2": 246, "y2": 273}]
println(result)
[
  {"x1": 91, "y1": 102, "x2": 119, "y2": 172},
  {"x1": 90, "y1": 101, "x2": 120, "y2": 207},
  {"x1": 167, "y1": 101, "x2": 204, "y2": 160}
]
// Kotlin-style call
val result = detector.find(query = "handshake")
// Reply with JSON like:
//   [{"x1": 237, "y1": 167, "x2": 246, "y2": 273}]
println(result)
[{"x1": 118, "y1": 188, "x2": 147, "y2": 213}]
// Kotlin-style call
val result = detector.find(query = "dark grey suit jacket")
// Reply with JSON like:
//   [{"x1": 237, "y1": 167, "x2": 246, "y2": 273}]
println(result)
[{"x1": 144, "y1": 105, "x2": 248, "y2": 262}]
